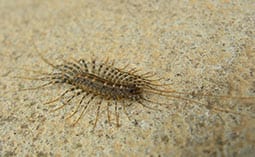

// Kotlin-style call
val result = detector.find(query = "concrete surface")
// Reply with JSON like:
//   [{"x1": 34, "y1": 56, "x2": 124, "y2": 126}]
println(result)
[{"x1": 0, "y1": 0, "x2": 255, "y2": 156}]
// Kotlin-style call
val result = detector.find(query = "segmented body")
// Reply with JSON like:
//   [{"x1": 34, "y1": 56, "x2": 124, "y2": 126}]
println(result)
[
  {"x1": 32, "y1": 57, "x2": 162, "y2": 129},
  {"x1": 52, "y1": 59, "x2": 147, "y2": 100}
]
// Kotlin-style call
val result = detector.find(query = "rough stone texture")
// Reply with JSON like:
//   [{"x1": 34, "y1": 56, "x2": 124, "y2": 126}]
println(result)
[{"x1": 0, "y1": 0, "x2": 254, "y2": 156}]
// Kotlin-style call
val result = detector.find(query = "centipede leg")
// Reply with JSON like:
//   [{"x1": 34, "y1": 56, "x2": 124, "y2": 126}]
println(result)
[
  {"x1": 51, "y1": 89, "x2": 82, "y2": 112},
  {"x1": 121, "y1": 100, "x2": 132, "y2": 121},
  {"x1": 107, "y1": 101, "x2": 111, "y2": 125},
  {"x1": 114, "y1": 100, "x2": 120, "y2": 127},
  {"x1": 138, "y1": 100, "x2": 160, "y2": 111},
  {"x1": 18, "y1": 81, "x2": 53, "y2": 91},
  {"x1": 118, "y1": 63, "x2": 130, "y2": 71},
  {"x1": 72, "y1": 95, "x2": 96, "y2": 126},
  {"x1": 65, "y1": 93, "x2": 89, "y2": 120},
  {"x1": 16, "y1": 67, "x2": 50, "y2": 76},
  {"x1": 103, "y1": 56, "x2": 109, "y2": 65},
  {"x1": 31, "y1": 39, "x2": 57, "y2": 69},
  {"x1": 44, "y1": 87, "x2": 77, "y2": 105},
  {"x1": 93, "y1": 99, "x2": 103, "y2": 130}
]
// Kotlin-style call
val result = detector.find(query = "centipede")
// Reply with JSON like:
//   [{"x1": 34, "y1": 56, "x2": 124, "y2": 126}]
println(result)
[{"x1": 16, "y1": 45, "x2": 255, "y2": 130}]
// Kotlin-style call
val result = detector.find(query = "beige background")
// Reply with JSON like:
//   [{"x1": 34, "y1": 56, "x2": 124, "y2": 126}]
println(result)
[{"x1": 0, "y1": 0, "x2": 255, "y2": 156}]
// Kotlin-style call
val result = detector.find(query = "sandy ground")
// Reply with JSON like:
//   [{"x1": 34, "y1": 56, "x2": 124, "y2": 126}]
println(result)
[{"x1": 0, "y1": 0, "x2": 255, "y2": 156}]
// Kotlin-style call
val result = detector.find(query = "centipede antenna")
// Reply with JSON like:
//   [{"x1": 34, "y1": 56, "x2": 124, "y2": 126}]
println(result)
[
  {"x1": 147, "y1": 88, "x2": 253, "y2": 117},
  {"x1": 189, "y1": 93, "x2": 255, "y2": 100},
  {"x1": 145, "y1": 87, "x2": 255, "y2": 101},
  {"x1": 144, "y1": 88, "x2": 211, "y2": 107}
]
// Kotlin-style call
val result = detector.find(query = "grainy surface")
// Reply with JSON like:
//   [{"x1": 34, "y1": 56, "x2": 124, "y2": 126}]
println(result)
[{"x1": 0, "y1": 0, "x2": 255, "y2": 156}]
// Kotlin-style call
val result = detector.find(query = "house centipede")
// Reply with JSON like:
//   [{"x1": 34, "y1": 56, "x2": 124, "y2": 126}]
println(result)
[{"x1": 16, "y1": 45, "x2": 255, "y2": 130}]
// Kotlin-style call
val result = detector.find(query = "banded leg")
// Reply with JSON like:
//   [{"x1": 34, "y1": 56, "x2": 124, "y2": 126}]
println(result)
[
  {"x1": 72, "y1": 95, "x2": 97, "y2": 126},
  {"x1": 121, "y1": 100, "x2": 132, "y2": 121},
  {"x1": 18, "y1": 81, "x2": 54, "y2": 91},
  {"x1": 93, "y1": 99, "x2": 103, "y2": 130},
  {"x1": 44, "y1": 87, "x2": 77, "y2": 105},
  {"x1": 65, "y1": 92, "x2": 89, "y2": 120},
  {"x1": 138, "y1": 100, "x2": 160, "y2": 111},
  {"x1": 115, "y1": 100, "x2": 120, "y2": 127},
  {"x1": 50, "y1": 88, "x2": 82, "y2": 112},
  {"x1": 56, "y1": 63, "x2": 81, "y2": 76},
  {"x1": 19, "y1": 72, "x2": 71, "y2": 91},
  {"x1": 107, "y1": 101, "x2": 111, "y2": 125}
]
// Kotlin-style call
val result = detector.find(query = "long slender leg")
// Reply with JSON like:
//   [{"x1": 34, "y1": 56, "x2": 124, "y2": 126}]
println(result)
[
  {"x1": 103, "y1": 57, "x2": 109, "y2": 65},
  {"x1": 18, "y1": 82, "x2": 53, "y2": 91},
  {"x1": 110, "y1": 59, "x2": 115, "y2": 66},
  {"x1": 17, "y1": 72, "x2": 70, "y2": 91},
  {"x1": 107, "y1": 101, "x2": 111, "y2": 125},
  {"x1": 140, "y1": 71, "x2": 155, "y2": 77},
  {"x1": 121, "y1": 100, "x2": 132, "y2": 121},
  {"x1": 50, "y1": 89, "x2": 82, "y2": 112},
  {"x1": 57, "y1": 63, "x2": 80, "y2": 76},
  {"x1": 16, "y1": 67, "x2": 50, "y2": 76},
  {"x1": 13, "y1": 75, "x2": 47, "y2": 81},
  {"x1": 72, "y1": 95, "x2": 97, "y2": 126},
  {"x1": 65, "y1": 93, "x2": 89, "y2": 120},
  {"x1": 128, "y1": 67, "x2": 141, "y2": 74},
  {"x1": 44, "y1": 87, "x2": 77, "y2": 105},
  {"x1": 118, "y1": 63, "x2": 130, "y2": 71},
  {"x1": 141, "y1": 96, "x2": 170, "y2": 107},
  {"x1": 115, "y1": 100, "x2": 120, "y2": 127},
  {"x1": 31, "y1": 39, "x2": 57, "y2": 68},
  {"x1": 137, "y1": 100, "x2": 160, "y2": 111},
  {"x1": 93, "y1": 99, "x2": 103, "y2": 130}
]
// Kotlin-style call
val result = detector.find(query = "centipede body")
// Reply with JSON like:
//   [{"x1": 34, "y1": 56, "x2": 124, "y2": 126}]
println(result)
[
  {"x1": 22, "y1": 55, "x2": 177, "y2": 129},
  {"x1": 18, "y1": 52, "x2": 255, "y2": 130}
]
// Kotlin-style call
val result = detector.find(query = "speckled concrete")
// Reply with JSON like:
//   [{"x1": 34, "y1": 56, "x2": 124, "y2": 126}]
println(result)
[{"x1": 0, "y1": 0, "x2": 255, "y2": 156}]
